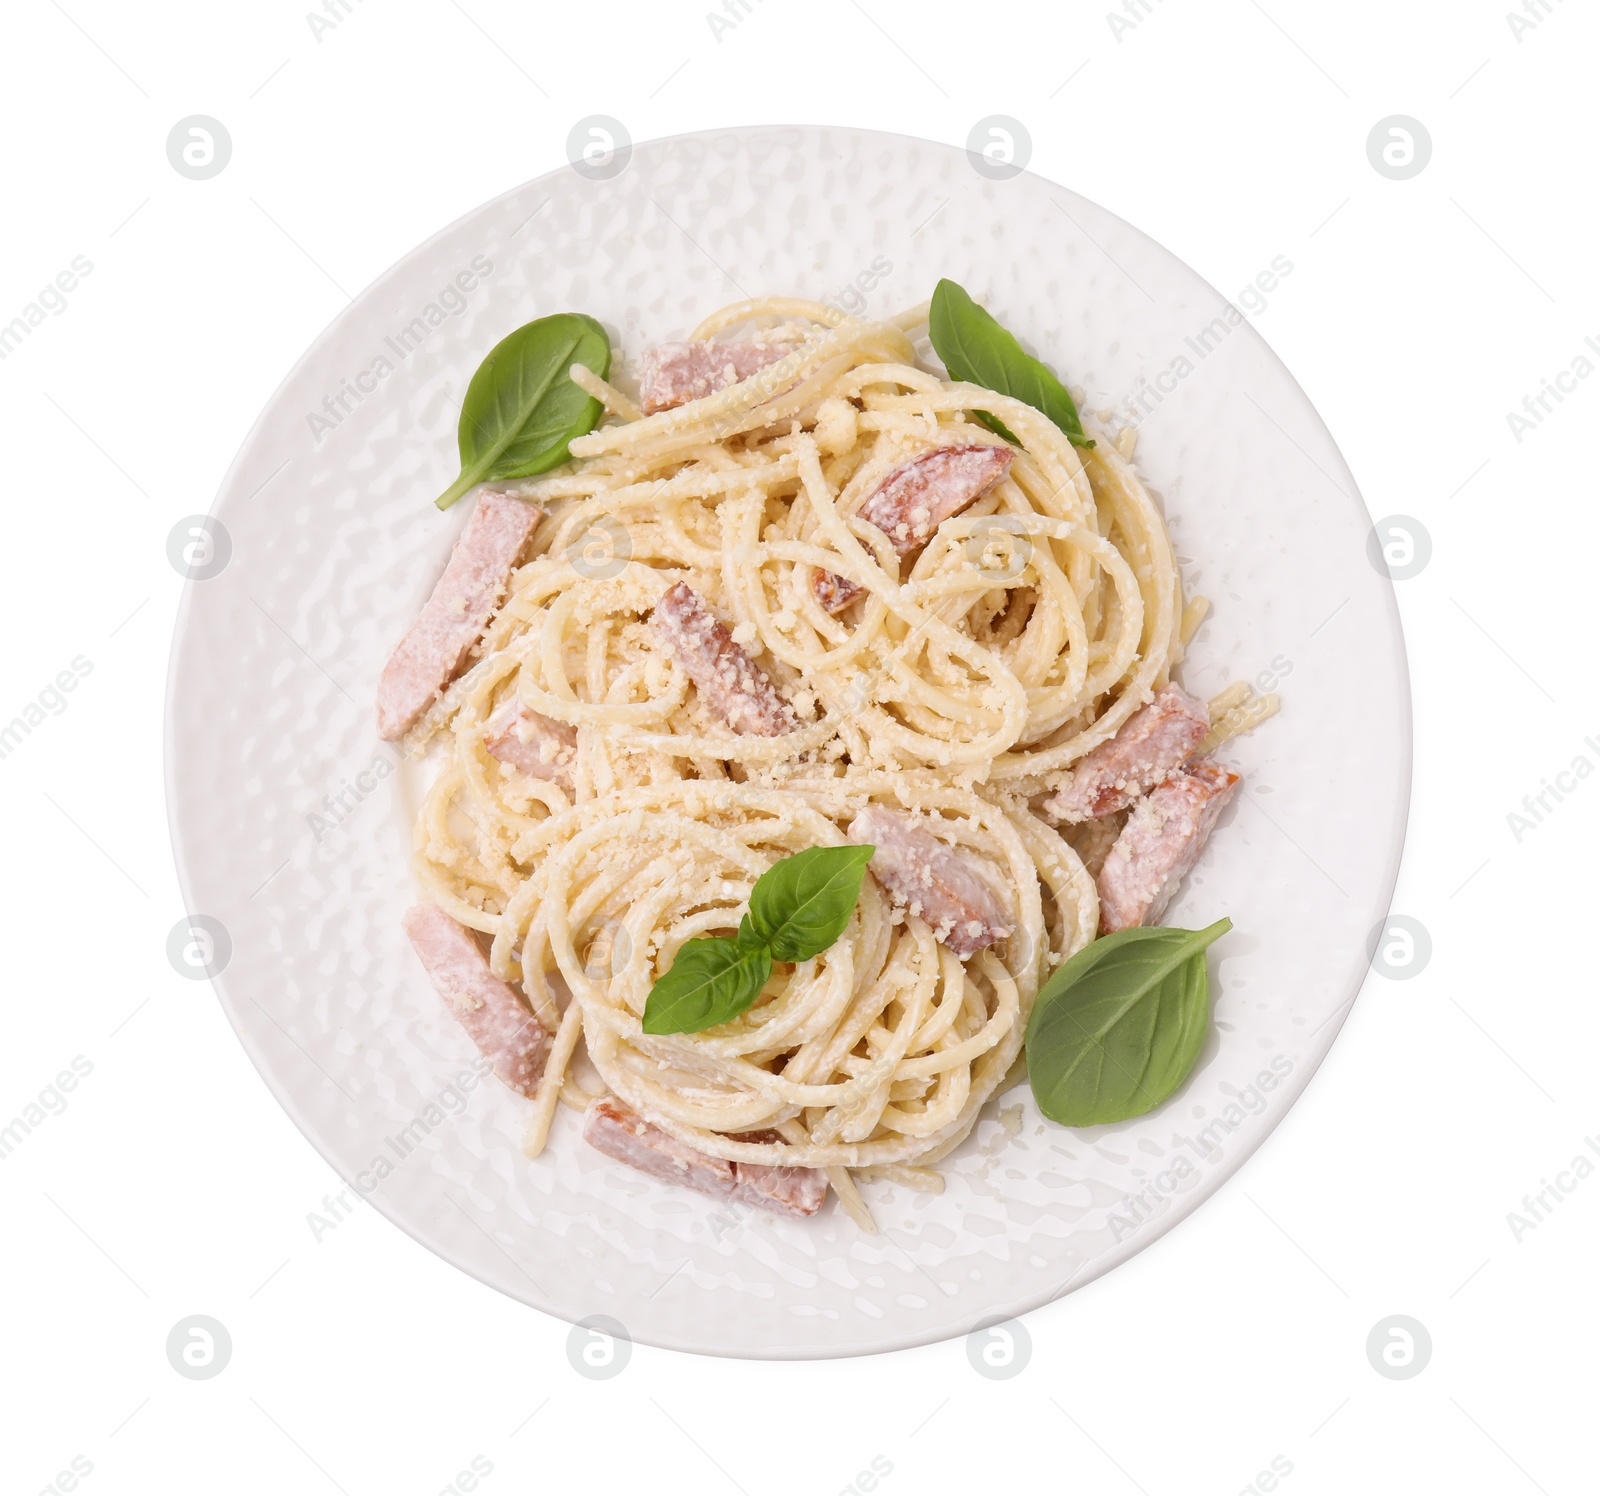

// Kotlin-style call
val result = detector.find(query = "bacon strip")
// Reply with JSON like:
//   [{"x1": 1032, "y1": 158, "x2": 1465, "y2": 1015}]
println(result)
[
  {"x1": 484, "y1": 700, "x2": 577, "y2": 790},
  {"x1": 1044, "y1": 684, "x2": 1211, "y2": 823},
  {"x1": 814, "y1": 444, "x2": 1014, "y2": 614},
  {"x1": 812, "y1": 569, "x2": 867, "y2": 616},
  {"x1": 582, "y1": 1098, "x2": 827, "y2": 1217},
  {"x1": 636, "y1": 339, "x2": 799, "y2": 415},
  {"x1": 377, "y1": 493, "x2": 543, "y2": 740},
  {"x1": 860, "y1": 444, "x2": 1015, "y2": 550},
  {"x1": 732, "y1": 1142, "x2": 830, "y2": 1216},
  {"x1": 651, "y1": 582, "x2": 798, "y2": 736},
  {"x1": 848, "y1": 806, "x2": 1012, "y2": 958},
  {"x1": 403, "y1": 904, "x2": 550, "y2": 1096},
  {"x1": 1097, "y1": 759, "x2": 1240, "y2": 933}
]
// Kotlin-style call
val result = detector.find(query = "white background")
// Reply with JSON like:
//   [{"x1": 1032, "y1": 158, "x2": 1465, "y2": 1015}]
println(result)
[{"x1": 1, "y1": 1, "x2": 1593, "y2": 1492}]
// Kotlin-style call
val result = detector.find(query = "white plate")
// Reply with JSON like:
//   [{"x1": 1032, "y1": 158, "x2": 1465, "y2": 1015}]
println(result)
[{"x1": 165, "y1": 125, "x2": 1409, "y2": 1359}]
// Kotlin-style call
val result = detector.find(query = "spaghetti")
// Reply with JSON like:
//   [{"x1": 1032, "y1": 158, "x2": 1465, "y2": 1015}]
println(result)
[{"x1": 399, "y1": 294, "x2": 1274, "y2": 1229}]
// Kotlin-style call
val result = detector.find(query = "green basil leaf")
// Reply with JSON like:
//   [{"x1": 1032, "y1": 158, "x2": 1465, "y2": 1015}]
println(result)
[
  {"x1": 436, "y1": 312, "x2": 611, "y2": 510},
  {"x1": 967, "y1": 408, "x2": 1024, "y2": 445},
  {"x1": 928, "y1": 278, "x2": 1093, "y2": 450},
  {"x1": 640, "y1": 934, "x2": 772, "y2": 1035},
  {"x1": 639, "y1": 846, "x2": 873, "y2": 1034},
  {"x1": 1025, "y1": 918, "x2": 1231, "y2": 1126},
  {"x1": 742, "y1": 844, "x2": 875, "y2": 963}
]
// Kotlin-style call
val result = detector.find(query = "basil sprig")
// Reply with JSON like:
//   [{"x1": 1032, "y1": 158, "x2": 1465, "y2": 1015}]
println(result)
[
  {"x1": 742, "y1": 843, "x2": 876, "y2": 961},
  {"x1": 928, "y1": 278, "x2": 1092, "y2": 449},
  {"x1": 436, "y1": 312, "x2": 611, "y2": 510},
  {"x1": 641, "y1": 845, "x2": 874, "y2": 1035},
  {"x1": 638, "y1": 935, "x2": 774, "y2": 1037},
  {"x1": 1025, "y1": 918, "x2": 1230, "y2": 1125}
]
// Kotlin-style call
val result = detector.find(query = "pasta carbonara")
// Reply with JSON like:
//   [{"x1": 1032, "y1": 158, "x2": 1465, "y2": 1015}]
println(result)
[{"x1": 384, "y1": 292, "x2": 1274, "y2": 1230}]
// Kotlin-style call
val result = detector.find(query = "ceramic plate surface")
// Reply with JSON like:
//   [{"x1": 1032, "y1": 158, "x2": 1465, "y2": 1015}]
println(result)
[{"x1": 165, "y1": 125, "x2": 1409, "y2": 1359}]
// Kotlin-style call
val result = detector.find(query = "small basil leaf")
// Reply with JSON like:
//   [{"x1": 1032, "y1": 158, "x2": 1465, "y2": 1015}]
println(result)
[
  {"x1": 744, "y1": 844, "x2": 875, "y2": 963},
  {"x1": 928, "y1": 279, "x2": 1093, "y2": 450},
  {"x1": 436, "y1": 312, "x2": 611, "y2": 510},
  {"x1": 1025, "y1": 918, "x2": 1231, "y2": 1126},
  {"x1": 968, "y1": 408, "x2": 1023, "y2": 445},
  {"x1": 640, "y1": 935, "x2": 772, "y2": 1035}
]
